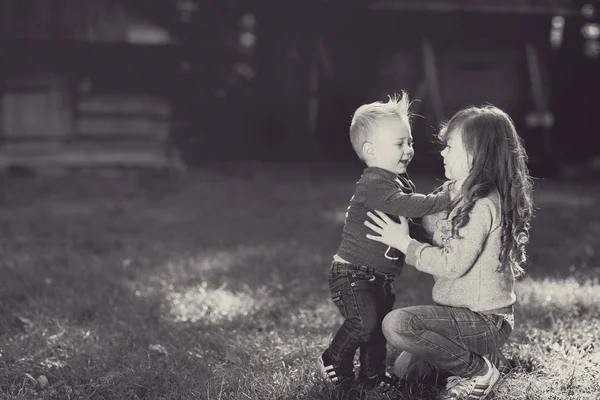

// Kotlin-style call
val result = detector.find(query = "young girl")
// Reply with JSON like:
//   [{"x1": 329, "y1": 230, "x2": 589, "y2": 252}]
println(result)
[{"x1": 364, "y1": 105, "x2": 534, "y2": 400}]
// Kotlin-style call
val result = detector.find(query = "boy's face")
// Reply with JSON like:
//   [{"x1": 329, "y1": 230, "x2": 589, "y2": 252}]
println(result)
[{"x1": 365, "y1": 118, "x2": 414, "y2": 174}]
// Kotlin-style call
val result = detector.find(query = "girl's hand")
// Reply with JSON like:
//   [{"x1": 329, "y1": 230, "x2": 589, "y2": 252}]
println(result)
[{"x1": 364, "y1": 211, "x2": 412, "y2": 253}]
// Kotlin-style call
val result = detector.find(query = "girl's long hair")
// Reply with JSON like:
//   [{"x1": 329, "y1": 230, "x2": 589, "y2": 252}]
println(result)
[{"x1": 438, "y1": 105, "x2": 534, "y2": 277}]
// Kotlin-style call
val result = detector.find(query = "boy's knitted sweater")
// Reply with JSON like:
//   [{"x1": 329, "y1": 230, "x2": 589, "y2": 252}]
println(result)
[
  {"x1": 405, "y1": 190, "x2": 516, "y2": 313},
  {"x1": 336, "y1": 167, "x2": 451, "y2": 275}
]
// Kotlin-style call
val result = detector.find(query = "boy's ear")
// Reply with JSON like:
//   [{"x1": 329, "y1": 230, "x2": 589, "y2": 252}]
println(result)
[{"x1": 362, "y1": 142, "x2": 374, "y2": 159}]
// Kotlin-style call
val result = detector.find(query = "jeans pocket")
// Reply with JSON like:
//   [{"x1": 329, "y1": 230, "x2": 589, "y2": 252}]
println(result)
[
  {"x1": 485, "y1": 314, "x2": 512, "y2": 347},
  {"x1": 349, "y1": 271, "x2": 376, "y2": 286},
  {"x1": 458, "y1": 331, "x2": 488, "y2": 356},
  {"x1": 329, "y1": 270, "x2": 350, "y2": 292},
  {"x1": 331, "y1": 290, "x2": 348, "y2": 318}
]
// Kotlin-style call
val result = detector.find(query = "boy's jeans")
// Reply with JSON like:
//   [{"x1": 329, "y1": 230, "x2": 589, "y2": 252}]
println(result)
[
  {"x1": 382, "y1": 305, "x2": 512, "y2": 379},
  {"x1": 325, "y1": 261, "x2": 396, "y2": 379}
]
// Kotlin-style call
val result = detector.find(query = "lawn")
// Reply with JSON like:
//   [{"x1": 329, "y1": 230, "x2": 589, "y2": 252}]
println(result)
[{"x1": 0, "y1": 162, "x2": 599, "y2": 400}]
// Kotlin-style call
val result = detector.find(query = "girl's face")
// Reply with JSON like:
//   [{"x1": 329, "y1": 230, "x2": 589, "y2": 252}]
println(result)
[{"x1": 440, "y1": 130, "x2": 472, "y2": 181}]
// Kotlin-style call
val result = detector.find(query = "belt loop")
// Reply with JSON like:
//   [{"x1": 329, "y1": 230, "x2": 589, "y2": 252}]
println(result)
[{"x1": 331, "y1": 262, "x2": 339, "y2": 274}]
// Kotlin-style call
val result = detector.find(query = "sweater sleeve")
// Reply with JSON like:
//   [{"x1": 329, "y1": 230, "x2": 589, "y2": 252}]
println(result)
[
  {"x1": 404, "y1": 200, "x2": 494, "y2": 279},
  {"x1": 364, "y1": 177, "x2": 452, "y2": 218},
  {"x1": 420, "y1": 210, "x2": 448, "y2": 236},
  {"x1": 420, "y1": 180, "x2": 456, "y2": 235}
]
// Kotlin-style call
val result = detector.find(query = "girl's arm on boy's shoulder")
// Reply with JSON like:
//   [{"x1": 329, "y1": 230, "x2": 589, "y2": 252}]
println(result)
[
  {"x1": 364, "y1": 177, "x2": 452, "y2": 218},
  {"x1": 405, "y1": 199, "x2": 494, "y2": 279}
]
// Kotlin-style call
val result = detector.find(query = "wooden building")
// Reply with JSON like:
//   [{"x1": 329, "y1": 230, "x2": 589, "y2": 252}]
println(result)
[
  {"x1": 0, "y1": 0, "x2": 186, "y2": 171},
  {"x1": 1, "y1": 0, "x2": 594, "y2": 174},
  {"x1": 253, "y1": 0, "x2": 586, "y2": 172}
]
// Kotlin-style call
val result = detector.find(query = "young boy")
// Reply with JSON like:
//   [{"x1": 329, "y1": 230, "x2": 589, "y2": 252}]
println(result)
[{"x1": 319, "y1": 92, "x2": 452, "y2": 390}]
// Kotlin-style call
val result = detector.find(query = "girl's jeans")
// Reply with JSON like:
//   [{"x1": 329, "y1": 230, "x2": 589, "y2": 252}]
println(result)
[
  {"x1": 324, "y1": 261, "x2": 396, "y2": 379},
  {"x1": 382, "y1": 305, "x2": 512, "y2": 379}
]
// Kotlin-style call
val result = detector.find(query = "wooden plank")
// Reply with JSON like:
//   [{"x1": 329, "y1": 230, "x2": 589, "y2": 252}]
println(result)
[
  {"x1": 525, "y1": 42, "x2": 548, "y2": 113},
  {"x1": 0, "y1": 150, "x2": 177, "y2": 169},
  {"x1": 0, "y1": 146, "x2": 184, "y2": 170},
  {"x1": 308, "y1": 56, "x2": 319, "y2": 135},
  {"x1": 1, "y1": 84, "x2": 56, "y2": 93},
  {"x1": 78, "y1": 95, "x2": 171, "y2": 117},
  {"x1": 0, "y1": 142, "x2": 67, "y2": 155},
  {"x1": 3, "y1": 72, "x2": 64, "y2": 88},
  {"x1": 76, "y1": 118, "x2": 169, "y2": 138},
  {"x1": 422, "y1": 37, "x2": 444, "y2": 121},
  {"x1": 0, "y1": 133, "x2": 167, "y2": 143},
  {"x1": 369, "y1": 0, "x2": 579, "y2": 15},
  {"x1": 1, "y1": 72, "x2": 73, "y2": 139},
  {"x1": 77, "y1": 110, "x2": 170, "y2": 121},
  {"x1": 74, "y1": 132, "x2": 170, "y2": 142},
  {"x1": 2, "y1": 91, "x2": 72, "y2": 138},
  {"x1": 0, "y1": 141, "x2": 167, "y2": 155},
  {"x1": 524, "y1": 41, "x2": 554, "y2": 157}
]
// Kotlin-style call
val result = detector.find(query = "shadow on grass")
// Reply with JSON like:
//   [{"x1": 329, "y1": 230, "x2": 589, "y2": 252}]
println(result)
[
  {"x1": 0, "y1": 169, "x2": 357, "y2": 398},
  {"x1": 0, "y1": 165, "x2": 599, "y2": 399}
]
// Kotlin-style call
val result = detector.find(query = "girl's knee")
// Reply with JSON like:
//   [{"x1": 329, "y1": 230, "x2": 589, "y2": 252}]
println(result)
[{"x1": 382, "y1": 309, "x2": 422, "y2": 344}]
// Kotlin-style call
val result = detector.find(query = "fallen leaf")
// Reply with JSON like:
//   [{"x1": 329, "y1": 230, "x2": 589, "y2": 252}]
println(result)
[
  {"x1": 23, "y1": 373, "x2": 37, "y2": 385},
  {"x1": 37, "y1": 375, "x2": 48, "y2": 388},
  {"x1": 149, "y1": 344, "x2": 169, "y2": 356},
  {"x1": 14, "y1": 316, "x2": 34, "y2": 332},
  {"x1": 48, "y1": 329, "x2": 66, "y2": 342},
  {"x1": 40, "y1": 357, "x2": 66, "y2": 369}
]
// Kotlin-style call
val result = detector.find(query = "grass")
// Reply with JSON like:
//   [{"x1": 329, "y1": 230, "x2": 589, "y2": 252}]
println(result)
[{"x1": 0, "y1": 162, "x2": 599, "y2": 399}]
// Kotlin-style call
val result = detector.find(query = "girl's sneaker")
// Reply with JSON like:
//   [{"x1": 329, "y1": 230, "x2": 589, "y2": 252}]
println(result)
[{"x1": 443, "y1": 356, "x2": 500, "y2": 399}]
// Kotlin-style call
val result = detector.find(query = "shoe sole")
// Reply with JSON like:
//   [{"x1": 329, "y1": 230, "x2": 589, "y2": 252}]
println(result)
[
  {"x1": 445, "y1": 367, "x2": 501, "y2": 400},
  {"x1": 317, "y1": 356, "x2": 339, "y2": 384},
  {"x1": 479, "y1": 367, "x2": 501, "y2": 399}
]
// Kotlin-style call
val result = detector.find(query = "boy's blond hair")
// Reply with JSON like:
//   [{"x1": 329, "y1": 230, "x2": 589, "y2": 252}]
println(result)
[{"x1": 349, "y1": 91, "x2": 413, "y2": 160}]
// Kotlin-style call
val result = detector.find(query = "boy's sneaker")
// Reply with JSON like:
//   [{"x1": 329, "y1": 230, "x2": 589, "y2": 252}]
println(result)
[
  {"x1": 360, "y1": 371, "x2": 400, "y2": 392},
  {"x1": 318, "y1": 351, "x2": 354, "y2": 385},
  {"x1": 443, "y1": 356, "x2": 500, "y2": 399}
]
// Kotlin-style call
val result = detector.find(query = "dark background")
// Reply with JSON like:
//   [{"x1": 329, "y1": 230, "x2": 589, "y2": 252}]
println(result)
[
  {"x1": 0, "y1": 3, "x2": 599, "y2": 399},
  {"x1": 0, "y1": 0, "x2": 598, "y2": 178}
]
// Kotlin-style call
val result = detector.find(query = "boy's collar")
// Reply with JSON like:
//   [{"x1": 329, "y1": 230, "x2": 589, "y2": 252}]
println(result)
[{"x1": 364, "y1": 166, "x2": 408, "y2": 179}]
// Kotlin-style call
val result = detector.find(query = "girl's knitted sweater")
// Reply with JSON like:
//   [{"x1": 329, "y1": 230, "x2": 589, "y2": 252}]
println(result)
[{"x1": 405, "y1": 190, "x2": 516, "y2": 314}]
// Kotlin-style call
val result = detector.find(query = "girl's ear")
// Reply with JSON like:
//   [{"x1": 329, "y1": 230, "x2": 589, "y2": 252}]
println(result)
[{"x1": 465, "y1": 146, "x2": 474, "y2": 168}]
